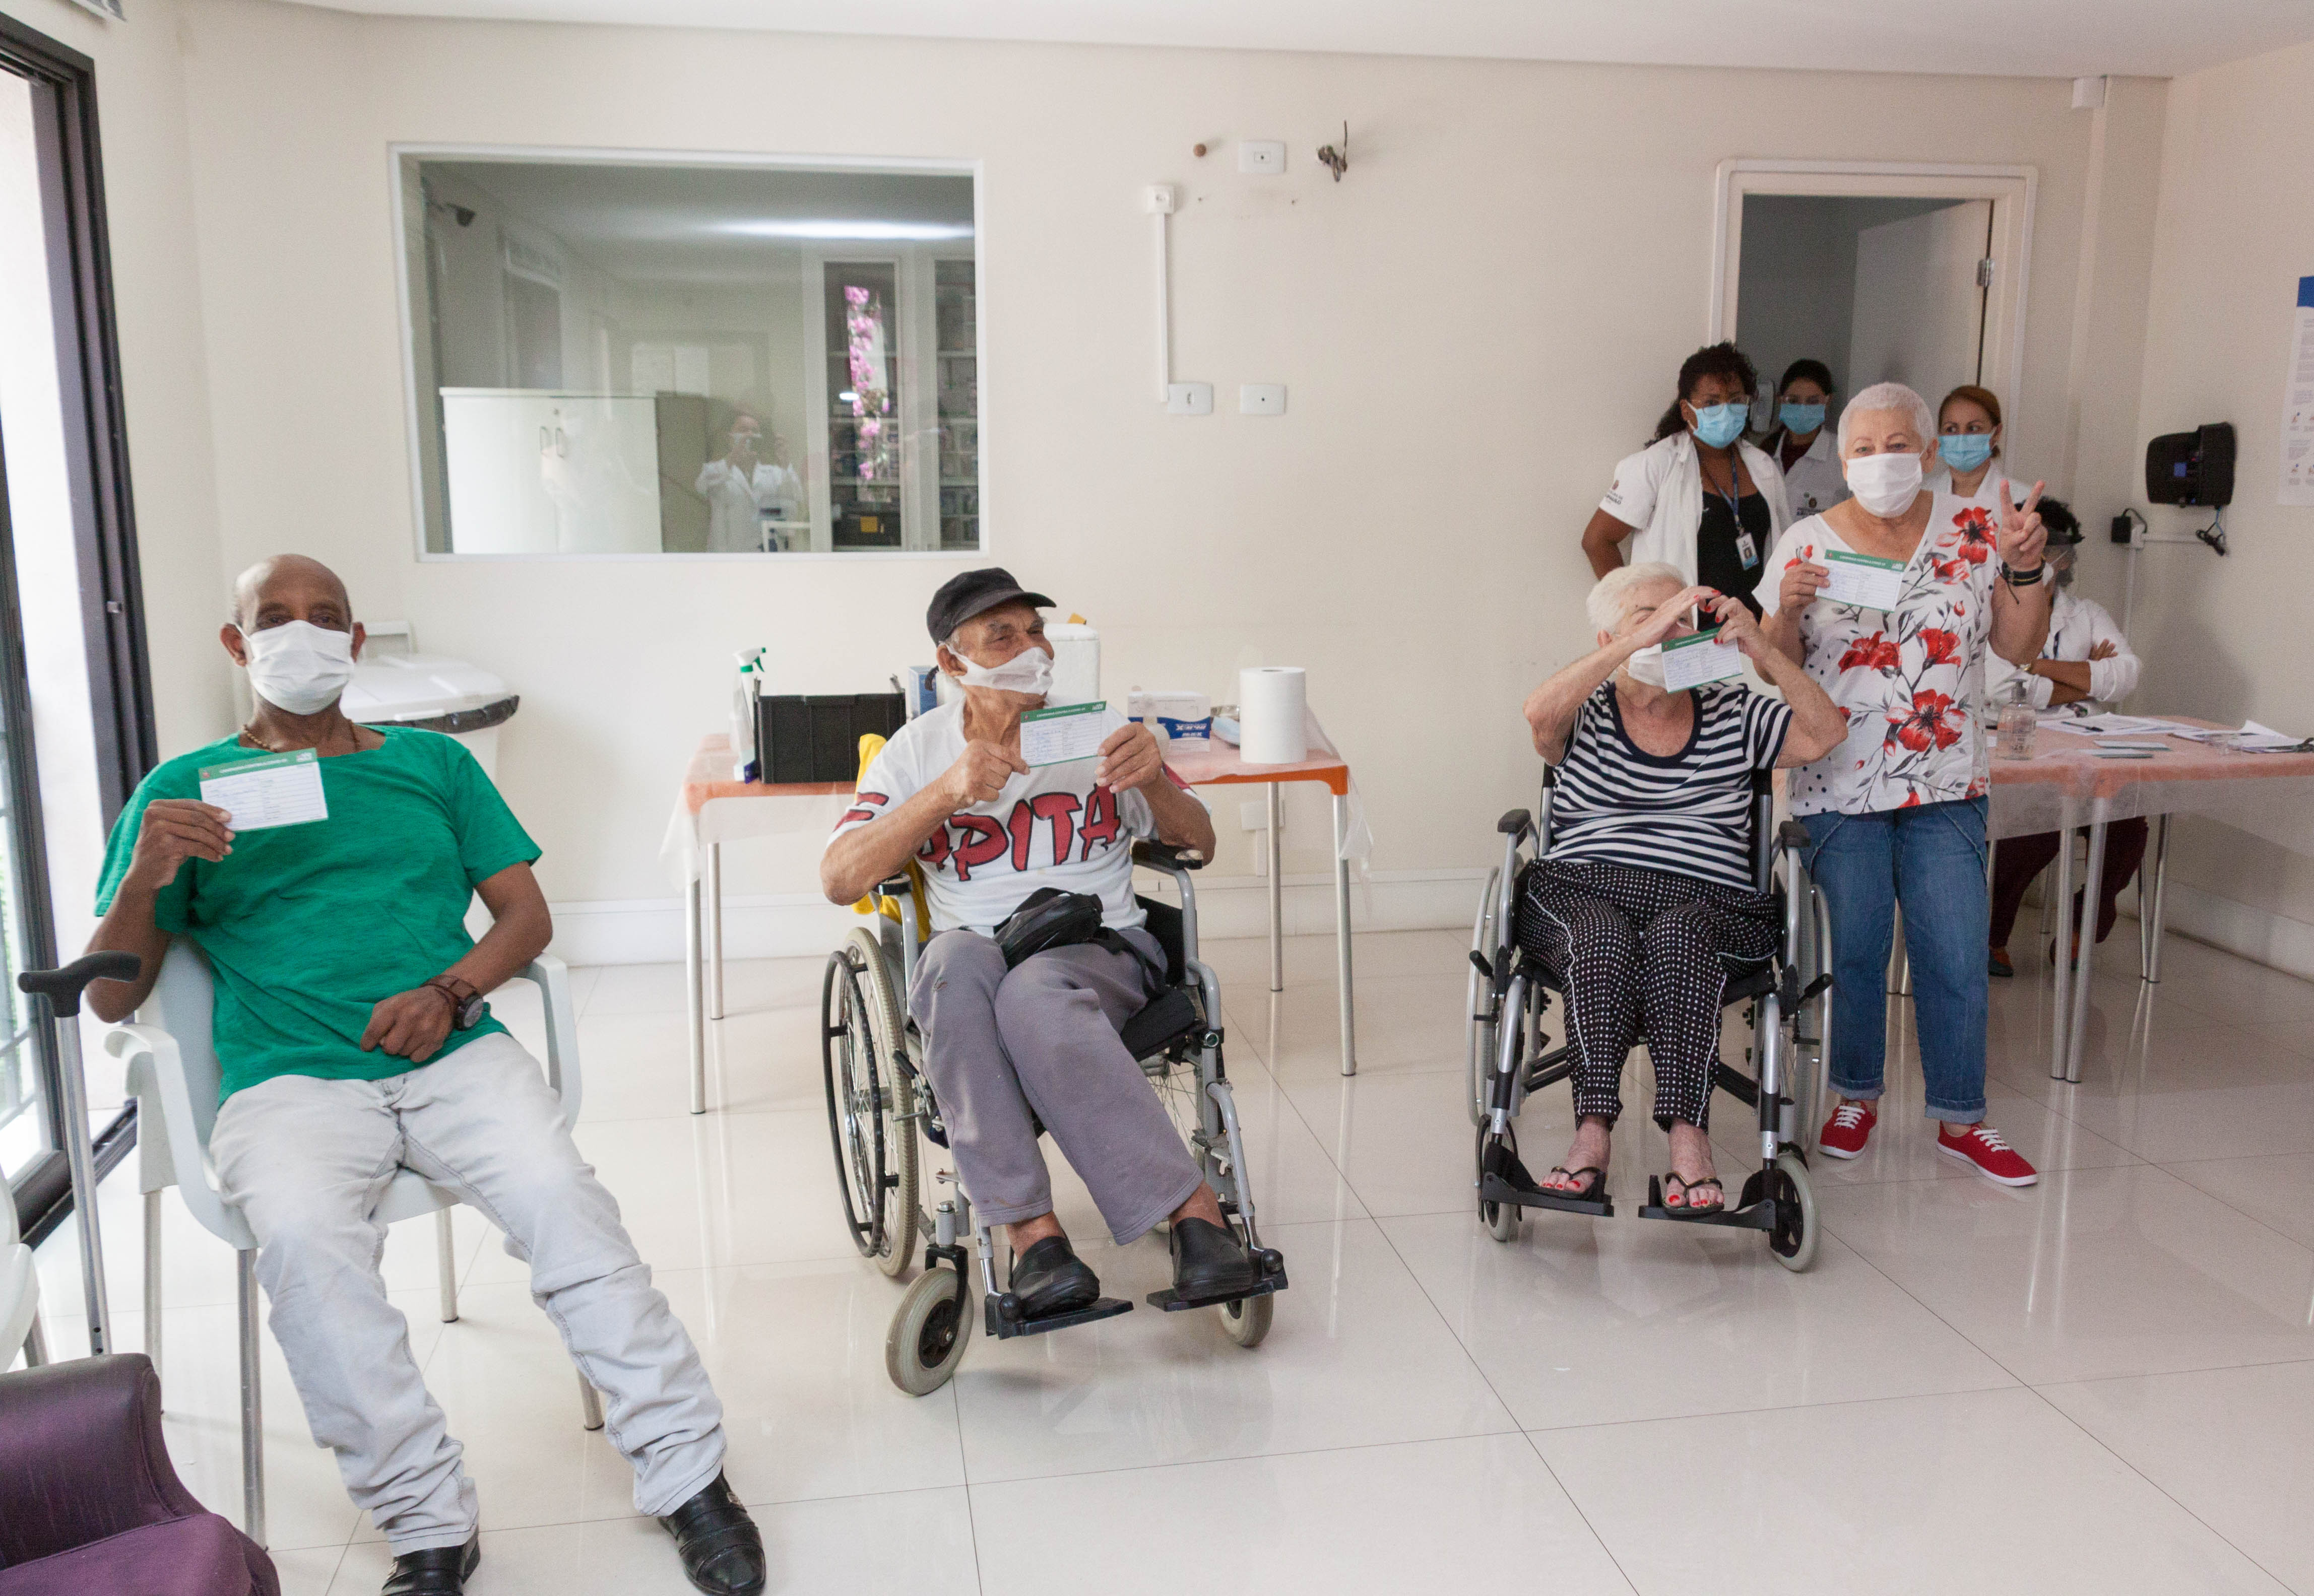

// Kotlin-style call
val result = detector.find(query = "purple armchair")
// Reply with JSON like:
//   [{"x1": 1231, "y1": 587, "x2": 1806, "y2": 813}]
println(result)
[{"x1": 0, "y1": 1354, "x2": 277, "y2": 1596}]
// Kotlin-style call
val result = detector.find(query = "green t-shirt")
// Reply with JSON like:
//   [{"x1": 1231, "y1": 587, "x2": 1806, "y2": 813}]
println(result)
[{"x1": 95, "y1": 728, "x2": 542, "y2": 1102}]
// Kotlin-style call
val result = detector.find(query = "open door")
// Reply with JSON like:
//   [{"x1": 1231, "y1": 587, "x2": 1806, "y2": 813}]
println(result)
[{"x1": 1847, "y1": 200, "x2": 1992, "y2": 396}]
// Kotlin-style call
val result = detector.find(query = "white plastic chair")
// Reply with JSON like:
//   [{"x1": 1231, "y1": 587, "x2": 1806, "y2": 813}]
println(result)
[
  {"x1": 105, "y1": 943, "x2": 601, "y2": 1546},
  {"x1": 1, "y1": 1182, "x2": 47, "y2": 1371}
]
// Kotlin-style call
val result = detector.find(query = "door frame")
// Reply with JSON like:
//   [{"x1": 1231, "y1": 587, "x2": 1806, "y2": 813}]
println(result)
[
  {"x1": 0, "y1": 12, "x2": 156, "y2": 1243},
  {"x1": 1711, "y1": 159, "x2": 2038, "y2": 430}
]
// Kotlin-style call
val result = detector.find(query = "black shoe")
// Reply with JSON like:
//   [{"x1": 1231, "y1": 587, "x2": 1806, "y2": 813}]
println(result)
[
  {"x1": 1009, "y1": 1235, "x2": 1101, "y2": 1318},
  {"x1": 1171, "y1": 1216, "x2": 1257, "y2": 1302},
  {"x1": 659, "y1": 1473, "x2": 767, "y2": 1596},
  {"x1": 382, "y1": 1534, "x2": 479, "y2": 1596}
]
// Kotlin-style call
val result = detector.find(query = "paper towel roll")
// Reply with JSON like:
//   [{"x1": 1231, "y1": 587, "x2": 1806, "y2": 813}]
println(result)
[
  {"x1": 1238, "y1": 666, "x2": 1308, "y2": 764},
  {"x1": 1047, "y1": 622, "x2": 1101, "y2": 706}
]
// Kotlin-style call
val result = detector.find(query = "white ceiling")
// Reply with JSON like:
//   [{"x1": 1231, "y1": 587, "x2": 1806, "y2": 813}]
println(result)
[{"x1": 276, "y1": 0, "x2": 2314, "y2": 81}]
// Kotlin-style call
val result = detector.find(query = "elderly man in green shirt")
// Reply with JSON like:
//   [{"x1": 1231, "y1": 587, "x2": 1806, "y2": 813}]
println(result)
[{"x1": 85, "y1": 556, "x2": 765, "y2": 1596}]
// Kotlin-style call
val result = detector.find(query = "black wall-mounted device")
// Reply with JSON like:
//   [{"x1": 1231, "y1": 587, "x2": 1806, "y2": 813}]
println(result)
[{"x1": 2144, "y1": 422, "x2": 2235, "y2": 507}]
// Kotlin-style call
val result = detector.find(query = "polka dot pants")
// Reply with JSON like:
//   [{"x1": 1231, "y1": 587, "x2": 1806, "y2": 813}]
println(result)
[{"x1": 1516, "y1": 858, "x2": 1778, "y2": 1132}]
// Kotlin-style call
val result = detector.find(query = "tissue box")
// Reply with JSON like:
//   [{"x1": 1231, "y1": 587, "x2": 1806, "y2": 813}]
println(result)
[{"x1": 1128, "y1": 689, "x2": 1213, "y2": 747}]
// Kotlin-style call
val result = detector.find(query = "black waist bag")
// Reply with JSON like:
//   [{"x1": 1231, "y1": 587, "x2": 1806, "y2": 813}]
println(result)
[{"x1": 993, "y1": 888, "x2": 1124, "y2": 969}]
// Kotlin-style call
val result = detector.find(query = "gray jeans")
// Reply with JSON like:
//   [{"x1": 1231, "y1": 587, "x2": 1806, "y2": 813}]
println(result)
[
  {"x1": 211, "y1": 1032, "x2": 725, "y2": 1553},
  {"x1": 909, "y1": 927, "x2": 1200, "y2": 1245}
]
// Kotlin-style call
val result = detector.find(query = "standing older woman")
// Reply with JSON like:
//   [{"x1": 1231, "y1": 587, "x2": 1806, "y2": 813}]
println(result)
[
  {"x1": 1520, "y1": 564, "x2": 1846, "y2": 1210},
  {"x1": 1582, "y1": 343, "x2": 1790, "y2": 617},
  {"x1": 1759, "y1": 382, "x2": 2053, "y2": 1184}
]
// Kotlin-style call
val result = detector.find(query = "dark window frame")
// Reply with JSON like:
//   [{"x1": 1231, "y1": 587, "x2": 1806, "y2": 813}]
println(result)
[{"x1": 2, "y1": 12, "x2": 157, "y2": 1244}]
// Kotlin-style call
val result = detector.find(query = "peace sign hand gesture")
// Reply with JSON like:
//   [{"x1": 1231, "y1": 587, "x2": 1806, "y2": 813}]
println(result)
[{"x1": 1997, "y1": 480, "x2": 2049, "y2": 572}]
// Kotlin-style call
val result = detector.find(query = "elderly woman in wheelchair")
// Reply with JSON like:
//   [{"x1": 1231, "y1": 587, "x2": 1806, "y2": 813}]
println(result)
[
  {"x1": 1508, "y1": 562, "x2": 1847, "y2": 1215},
  {"x1": 820, "y1": 569, "x2": 1283, "y2": 1390}
]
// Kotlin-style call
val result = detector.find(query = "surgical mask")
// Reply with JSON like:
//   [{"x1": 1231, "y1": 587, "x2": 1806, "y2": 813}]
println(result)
[
  {"x1": 1940, "y1": 433, "x2": 1996, "y2": 473},
  {"x1": 1623, "y1": 643, "x2": 1668, "y2": 688},
  {"x1": 1844, "y1": 451, "x2": 1924, "y2": 517},
  {"x1": 948, "y1": 642, "x2": 1053, "y2": 696},
  {"x1": 1689, "y1": 403, "x2": 1748, "y2": 449},
  {"x1": 238, "y1": 620, "x2": 356, "y2": 715},
  {"x1": 1779, "y1": 402, "x2": 1826, "y2": 435}
]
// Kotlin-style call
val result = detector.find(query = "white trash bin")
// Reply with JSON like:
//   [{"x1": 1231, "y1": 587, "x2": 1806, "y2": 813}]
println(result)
[{"x1": 341, "y1": 626, "x2": 518, "y2": 779}]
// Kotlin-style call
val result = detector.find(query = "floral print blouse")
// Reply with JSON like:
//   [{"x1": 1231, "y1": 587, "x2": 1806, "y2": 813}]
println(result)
[{"x1": 1759, "y1": 494, "x2": 2002, "y2": 816}]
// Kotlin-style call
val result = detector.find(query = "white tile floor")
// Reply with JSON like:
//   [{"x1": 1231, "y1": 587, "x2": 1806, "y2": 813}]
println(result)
[{"x1": 28, "y1": 925, "x2": 2314, "y2": 1593}]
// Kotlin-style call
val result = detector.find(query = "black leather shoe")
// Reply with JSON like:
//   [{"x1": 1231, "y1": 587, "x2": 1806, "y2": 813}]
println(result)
[
  {"x1": 1171, "y1": 1216, "x2": 1257, "y2": 1302},
  {"x1": 1010, "y1": 1234, "x2": 1101, "y2": 1318},
  {"x1": 659, "y1": 1472, "x2": 767, "y2": 1596},
  {"x1": 382, "y1": 1534, "x2": 479, "y2": 1596}
]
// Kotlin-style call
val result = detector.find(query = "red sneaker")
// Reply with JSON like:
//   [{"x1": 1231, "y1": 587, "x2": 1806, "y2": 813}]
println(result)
[
  {"x1": 1819, "y1": 1101, "x2": 1877, "y2": 1159},
  {"x1": 1937, "y1": 1123, "x2": 2039, "y2": 1186}
]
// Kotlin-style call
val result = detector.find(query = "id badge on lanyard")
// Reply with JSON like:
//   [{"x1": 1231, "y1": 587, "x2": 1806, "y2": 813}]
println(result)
[{"x1": 1707, "y1": 456, "x2": 1758, "y2": 569}]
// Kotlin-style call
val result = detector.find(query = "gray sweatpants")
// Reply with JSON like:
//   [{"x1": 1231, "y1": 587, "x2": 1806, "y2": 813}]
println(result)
[
  {"x1": 211, "y1": 1031, "x2": 726, "y2": 1554},
  {"x1": 909, "y1": 927, "x2": 1201, "y2": 1245}
]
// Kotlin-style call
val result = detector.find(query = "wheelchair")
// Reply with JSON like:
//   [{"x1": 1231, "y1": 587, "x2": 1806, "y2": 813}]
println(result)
[
  {"x1": 820, "y1": 840, "x2": 1288, "y2": 1396},
  {"x1": 1466, "y1": 767, "x2": 1833, "y2": 1269}
]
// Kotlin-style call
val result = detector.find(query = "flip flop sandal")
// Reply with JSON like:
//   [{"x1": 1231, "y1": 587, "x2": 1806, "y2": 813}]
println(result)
[
  {"x1": 1662, "y1": 1173, "x2": 1725, "y2": 1216},
  {"x1": 1544, "y1": 1165, "x2": 1607, "y2": 1200}
]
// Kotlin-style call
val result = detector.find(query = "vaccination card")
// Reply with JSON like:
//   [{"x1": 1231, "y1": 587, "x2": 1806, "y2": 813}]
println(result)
[
  {"x1": 1019, "y1": 701, "x2": 1110, "y2": 768},
  {"x1": 1661, "y1": 627, "x2": 1745, "y2": 691},
  {"x1": 1820, "y1": 548, "x2": 1909, "y2": 611},
  {"x1": 198, "y1": 748, "x2": 328, "y2": 830}
]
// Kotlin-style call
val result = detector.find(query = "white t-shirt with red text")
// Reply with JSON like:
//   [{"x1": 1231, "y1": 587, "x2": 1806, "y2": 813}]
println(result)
[{"x1": 828, "y1": 702, "x2": 1168, "y2": 936}]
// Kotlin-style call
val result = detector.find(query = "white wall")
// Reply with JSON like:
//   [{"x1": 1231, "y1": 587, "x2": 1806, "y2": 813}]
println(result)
[
  {"x1": 0, "y1": 0, "x2": 2181, "y2": 959},
  {"x1": 2113, "y1": 39, "x2": 2314, "y2": 973}
]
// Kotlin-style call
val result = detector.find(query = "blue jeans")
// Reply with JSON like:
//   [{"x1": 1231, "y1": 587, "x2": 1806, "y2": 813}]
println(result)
[{"x1": 1799, "y1": 797, "x2": 1988, "y2": 1123}]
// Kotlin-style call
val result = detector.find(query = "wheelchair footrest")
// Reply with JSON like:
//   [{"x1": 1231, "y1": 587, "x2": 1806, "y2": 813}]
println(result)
[
  {"x1": 1480, "y1": 1137, "x2": 1613, "y2": 1217},
  {"x1": 985, "y1": 1295, "x2": 1134, "y2": 1340},
  {"x1": 1633, "y1": 1173, "x2": 1777, "y2": 1232},
  {"x1": 1146, "y1": 1249, "x2": 1289, "y2": 1312}
]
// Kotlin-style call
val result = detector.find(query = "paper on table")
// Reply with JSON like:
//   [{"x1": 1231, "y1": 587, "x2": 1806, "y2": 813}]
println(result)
[
  {"x1": 198, "y1": 748, "x2": 329, "y2": 829},
  {"x1": 2046, "y1": 712, "x2": 2201, "y2": 738},
  {"x1": 1820, "y1": 549, "x2": 1908, "y2": 610},
  {"x1": 1019, "y1": 701, "x2": 1110, "y2": 767},
  {"x1": 1661, "y1": 627, "x2": 1744, "y2": 691},
  {"x1": 2170, "y1": 719, "x2": 2312, "y2": 752}
]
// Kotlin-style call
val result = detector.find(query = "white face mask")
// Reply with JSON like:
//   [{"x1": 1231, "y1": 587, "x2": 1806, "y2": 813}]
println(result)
[
  {"x1": 1845, "y1": 451, "x2": 1924, "y2": 517},
  {"x1": 947, "y1": 641, "x2": 1053, "y2": 697},
  {"x1": 1623, "y1": 643, "x2": 1668, "y2": 688},
  {"x1": 238, "y1": 620, "x2": 356, "y2": 715}
]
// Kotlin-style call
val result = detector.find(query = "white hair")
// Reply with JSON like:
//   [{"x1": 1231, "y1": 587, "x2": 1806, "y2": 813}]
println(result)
[
  {"x1": 1586, "y1": 561, "x2": 1684, "y2": 634},
  {"x1": 1838, "y1": 381, "x2": 1936, "y2": 455}
]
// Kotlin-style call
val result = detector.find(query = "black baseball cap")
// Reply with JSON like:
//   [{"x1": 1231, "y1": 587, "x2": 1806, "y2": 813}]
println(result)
[{"x1": 926, "y1": 567, "x2": 1054, "y2": 643}]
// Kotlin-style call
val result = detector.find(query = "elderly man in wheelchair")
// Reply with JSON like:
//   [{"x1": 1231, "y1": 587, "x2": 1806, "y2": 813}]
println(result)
[
  {"x1": 1470, "y1": 562, "x2": 1844, "y2": 1252},
  {"x1": 821, "y1": 568, "x2": 1283, "y2": 1368}
]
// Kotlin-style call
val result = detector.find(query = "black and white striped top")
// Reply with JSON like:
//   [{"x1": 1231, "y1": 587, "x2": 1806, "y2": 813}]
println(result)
[{"x1": 1545, "y1": 682, "x2": 1791, "y2": 889}]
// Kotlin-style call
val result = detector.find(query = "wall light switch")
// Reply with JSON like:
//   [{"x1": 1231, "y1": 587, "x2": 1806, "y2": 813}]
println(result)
[
  {"x1": 1166, "y1": 382, "x2": 1213, "y2": 415},
  {"x1": 1238, "y1": 141, "x2": 1285, "y2": 174},
  {"x1": 1239, "y1": 383, "x2": 1287, "y2": 416}
]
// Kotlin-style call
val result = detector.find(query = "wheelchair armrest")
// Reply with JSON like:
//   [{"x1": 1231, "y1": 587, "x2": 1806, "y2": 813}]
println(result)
[
  {"x1": 1497, "y1": 808, "x2": 1532, "y2": 839},
  {"x1": 1777, "y1": 820, "x2": 1811, "y2": 851},
  {"x1": 877, "y1": 874, "x2": 915, "y2": 898},
  {"x1": 103, "y1": 1025, "x2": 255, "y2": 1251},
  {"x1": 1131, "y1": 840, "x2": 1206, "y2": 874}
]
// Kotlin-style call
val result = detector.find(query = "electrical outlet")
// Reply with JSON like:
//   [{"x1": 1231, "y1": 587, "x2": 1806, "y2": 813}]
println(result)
[
  {"x1": 1239, "y1": 799, "x2": 1283, "y2": 832},
  {"x1": 1239, "y1": 384, "x2": 1287, "y2": 416},
  {"x1": 1238, "y1": 141, "x2": 1285, "y2": 174},
  {"x1": 1166, "y1": 382, "x2": 1213, "y2": 415}
]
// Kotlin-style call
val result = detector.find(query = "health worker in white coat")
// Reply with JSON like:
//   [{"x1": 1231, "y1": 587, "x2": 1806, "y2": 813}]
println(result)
[
  {"x1": 1762, "y1": 359, "x2": 1850, "y2": 520},
  {"x1": 695, "y1": 411, "x2": 803, "y2": 553},
  {"x1": 1935, "y1": 384, "x2": 2034, "y2": 512},
  {"x1": 1582, "y1": 342, "x2": 1789, "y2": 617}
]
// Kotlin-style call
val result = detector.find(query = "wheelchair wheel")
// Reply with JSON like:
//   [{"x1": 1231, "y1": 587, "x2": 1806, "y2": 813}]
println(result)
[
  {"x1": 822, "y1": 928, "x2": 920, "y2": 1278},
  {"x1": 1477, "y1": 1123, "x2": 1521, "y2": 1243},
  {"x1": 1217, "y1": 1290, "x2": 1273, "y2": 1349},
  {"x1": 1767, "y1": 1151, "x2": 1818, "y2": 1273},
  {"x1": 886, "y1": 1264, "x2": 971, "y2": 1395},
  {"x1": 1468, "y1": 866, "x2": 1501, "y2": 1128}
]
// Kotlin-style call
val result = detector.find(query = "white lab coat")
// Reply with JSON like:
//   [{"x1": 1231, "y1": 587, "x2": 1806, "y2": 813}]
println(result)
[
  {"x1": 1934, "y1": 459, "x2": 2038, "y2": 511},
  {"x1": 1598, "y1": 431, "x2": 1789, "y2": 584},
  {"x1": 694, "y1": 459, "x2": 801, "y2": 553},
  {"x1": 1768, "y1": 427, "x2": 1849, "y2": 520},
  {"x1": 1985, "y1": 586, "x2": 2140, "y2": 711}
]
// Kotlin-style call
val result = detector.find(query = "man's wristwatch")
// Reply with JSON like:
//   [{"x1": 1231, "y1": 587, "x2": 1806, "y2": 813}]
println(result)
[
  {"x1": 423, "y1": 975, "x2": 485, "y2": 1031},
  {"x1": 2000, "y1": 562, "x2": 2046, "y2": 586}
]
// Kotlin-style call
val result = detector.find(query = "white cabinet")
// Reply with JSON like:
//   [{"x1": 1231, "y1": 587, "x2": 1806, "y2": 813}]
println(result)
[{"x1": 440, "y1": 389, "x2": 661, "y2": 554}]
